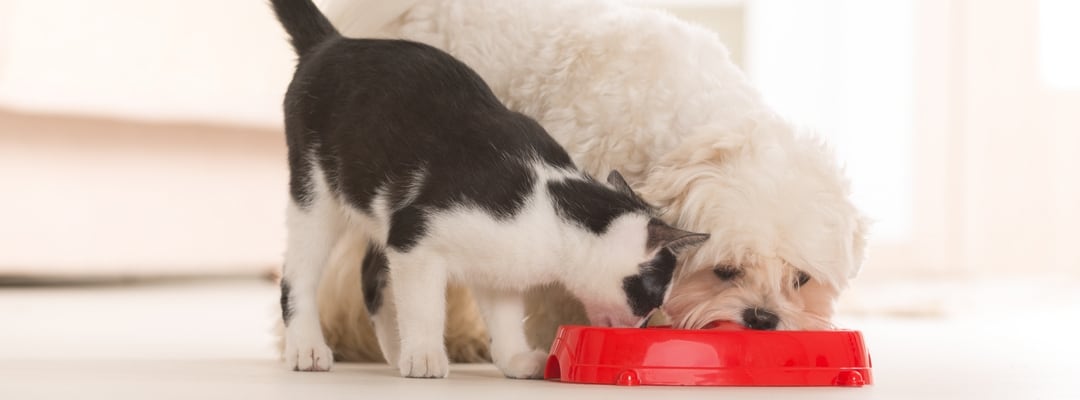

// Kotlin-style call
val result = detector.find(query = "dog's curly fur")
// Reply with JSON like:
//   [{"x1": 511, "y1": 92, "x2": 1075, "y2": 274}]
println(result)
[{"x1": 276, "y1": 0, "x2": 869, "y2": 362}]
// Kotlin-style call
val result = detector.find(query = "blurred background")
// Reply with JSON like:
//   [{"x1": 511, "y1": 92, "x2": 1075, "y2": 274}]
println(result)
[{"x1": 1, "y1": 0, "x2": 1078, "y2": 372}]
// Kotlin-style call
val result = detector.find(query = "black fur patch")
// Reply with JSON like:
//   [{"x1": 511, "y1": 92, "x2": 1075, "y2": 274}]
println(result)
[
  {"x1": 286, "y1": 146, "x2": 315, "y2": 208},
  {"x1": 280, "y1": 279, "x2": 294, "y2": 325},
  {"x1": 361, "y1": 243, "x2": 390, "y2": 315},
  {"x1": 387, "y1": 205, "x2": 428, "y2": 252},
  {"x1": 622, "y1": 249, "x2": 677, "y2": 316},
  {"x1": 454, "y1": 160, "x2": 537, "y2": 220},
  {"x1": 548, "y1": 179, "x2": 652, "y2": 234},
  {"x1": 269, "y1": 0, "x2": 337, "y2": 56}
]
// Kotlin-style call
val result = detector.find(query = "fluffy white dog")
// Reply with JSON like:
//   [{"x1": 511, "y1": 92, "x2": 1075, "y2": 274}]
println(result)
[{"x1": 286, "y1": 0, "x2": 869, "y2": 363}]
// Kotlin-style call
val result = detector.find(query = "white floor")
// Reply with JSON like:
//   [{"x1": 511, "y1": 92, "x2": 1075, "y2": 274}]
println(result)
[{"x1": 1, "y1": 279, "x2": 1078, "y2": 399}]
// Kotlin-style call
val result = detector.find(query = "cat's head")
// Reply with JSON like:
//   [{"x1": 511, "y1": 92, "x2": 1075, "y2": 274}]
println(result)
[{"x1": 558, "y1": 171, "x2": 709, "y2": 328}]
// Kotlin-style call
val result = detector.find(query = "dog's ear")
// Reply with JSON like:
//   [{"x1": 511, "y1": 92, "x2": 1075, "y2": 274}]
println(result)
[
  {"x1": 607, "y1": 170, "x2": 634, "y2": 195},
  {"x1": 647, "y1": 218, "x2": 710, "y2": 254}
]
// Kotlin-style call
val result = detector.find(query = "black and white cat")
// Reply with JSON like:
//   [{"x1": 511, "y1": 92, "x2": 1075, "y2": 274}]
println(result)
[{"x1": 271, "y1": 0, "x2": 708, "y2": 379}]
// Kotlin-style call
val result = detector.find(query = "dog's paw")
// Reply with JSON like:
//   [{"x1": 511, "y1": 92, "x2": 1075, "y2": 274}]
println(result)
[
  {"x1": 497, "y1": 349, "x2": 547, "y2": 379},
  {"x1": 284, "y1": 336, "x2": 334, "y2": 372},
  {"x1": 398, "y1": 346, "x2": 449, "y2": 378}
]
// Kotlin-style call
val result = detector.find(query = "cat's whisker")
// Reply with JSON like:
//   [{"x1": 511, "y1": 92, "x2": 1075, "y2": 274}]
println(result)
[{"x1": 637, "y1": 308, "x2": 657, "y2": 328}]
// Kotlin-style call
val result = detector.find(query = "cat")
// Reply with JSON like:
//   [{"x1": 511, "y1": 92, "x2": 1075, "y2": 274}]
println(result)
[{"x1": 270, "y1": 0, "x2": 708, "y2": 379}]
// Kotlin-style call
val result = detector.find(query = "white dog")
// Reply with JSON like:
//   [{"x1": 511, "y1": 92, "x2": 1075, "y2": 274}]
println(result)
[{"x1": 286, "y1": 0, "x2": 869, "y2": 363}]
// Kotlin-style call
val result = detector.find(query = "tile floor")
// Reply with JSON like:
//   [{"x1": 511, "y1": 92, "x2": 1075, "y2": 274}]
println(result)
[{"x1": 0, "y1": 279, "x2": 1077, "y2": 399}]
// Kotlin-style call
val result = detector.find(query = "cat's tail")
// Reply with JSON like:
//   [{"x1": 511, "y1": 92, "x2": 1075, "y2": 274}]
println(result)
[{"x1": 269, "y1": 0, "x2": 340, "y2": 56}]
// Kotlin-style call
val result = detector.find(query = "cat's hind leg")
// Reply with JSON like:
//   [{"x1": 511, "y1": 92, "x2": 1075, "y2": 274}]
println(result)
[
  {"x1": 387, "y1": 249, "x2": 450, "y2": 378},
  {"x1": 472, "y1": 288, "x2": 547, "y2": 379},
  {"x1": 361, "y1": 242, "x2": 401, "y2": 367},
  {"x1": 281, "y1": 197, "x2": 345, "y2": 372},
  {"x1": 370, "y1": 291, "x2": 402, "y2": 368}
]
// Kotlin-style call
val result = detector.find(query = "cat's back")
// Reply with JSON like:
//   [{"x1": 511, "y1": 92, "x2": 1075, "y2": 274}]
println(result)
[
  {"x1": 292, "y1": 38, "x2": 503, "y2": 120},
  {"x1": 284, "y1": 36, "x2": 578, "y2": 212},
  {"x1": 289, "y1": 36, "x2": 574, "y2": 166}
]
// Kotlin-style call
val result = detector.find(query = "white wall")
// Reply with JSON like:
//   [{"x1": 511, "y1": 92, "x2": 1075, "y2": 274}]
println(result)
[
  {"x1": 0, "y1": 1, "x2": 295, "y2": 275},
  {"x1": 0, "y1": 0, "x2": 294, "y2": 127},
  {"x1": 0, "y1": 113, "x2": 287, "y2": 277},
  {"x1": 957, "y1": 0, "x2": 1080, "y2": 275}
]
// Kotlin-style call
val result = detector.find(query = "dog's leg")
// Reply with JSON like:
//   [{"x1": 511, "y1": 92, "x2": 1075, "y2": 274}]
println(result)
[
  {"x1": 388, "y1": 250, "x2": 449, "y2": 378},
  {"x1": 472, "y1": 288, "x2": 546, "y2": 379},
  {"x1": 282, "y1": 197, "x2": 343, "y2": 372}
]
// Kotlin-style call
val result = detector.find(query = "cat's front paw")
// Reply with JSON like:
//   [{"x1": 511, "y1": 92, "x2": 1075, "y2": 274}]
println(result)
[
  {"x1": 284, "y1": 335, "x2": 334, "y2": 372},
  {"x1": 497, "y1": 349, "x2": 548, "y2": 379},
  {"x1": 398, "y1": 346, "x2": 450, "y2": 378}
]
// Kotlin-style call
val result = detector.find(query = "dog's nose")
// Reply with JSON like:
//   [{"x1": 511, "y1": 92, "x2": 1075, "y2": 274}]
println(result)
[{"x1": 741, "y1": 308, "x2": 779, "y2": 330}]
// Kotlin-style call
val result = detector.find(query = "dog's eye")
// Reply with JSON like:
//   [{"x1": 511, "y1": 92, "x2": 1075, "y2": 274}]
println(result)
[
  {"x1": 794, "y1": 271, "x2": 811, "y2": 288},
  {"x1": 713, "y1": 266, "x2": 742, "y2": 281}
]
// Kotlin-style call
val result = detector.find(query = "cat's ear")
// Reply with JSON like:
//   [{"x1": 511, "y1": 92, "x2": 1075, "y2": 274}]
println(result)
[
  {"x1": 607, "y1": 170, "x2": 634, "y2": 195},
  {"x1": 646, "y1": 218, "x2": 710, "y2": 254}
]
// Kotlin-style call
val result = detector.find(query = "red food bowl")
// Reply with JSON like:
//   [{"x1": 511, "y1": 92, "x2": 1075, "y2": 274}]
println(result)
[{"x1": 544, "y1": 322, "x2": 872, "y2": 387}]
